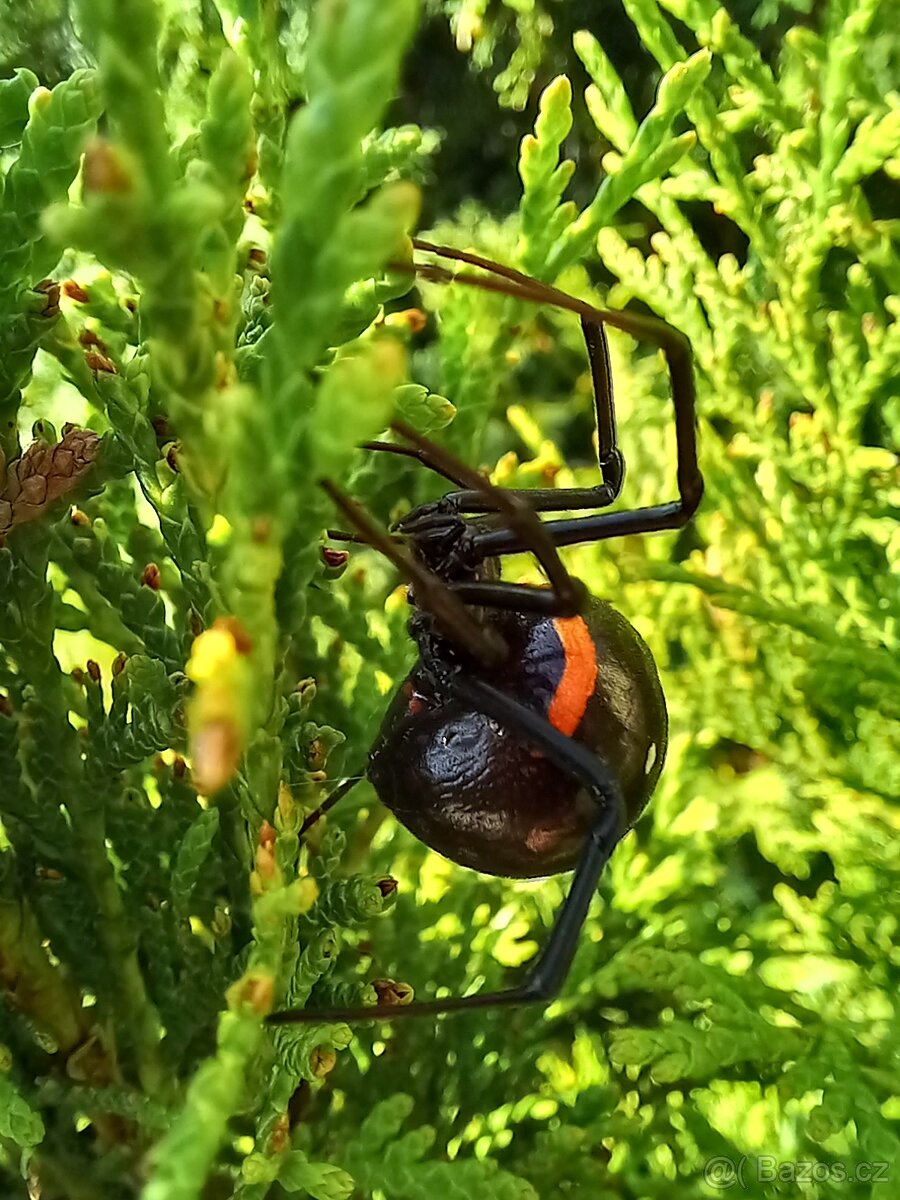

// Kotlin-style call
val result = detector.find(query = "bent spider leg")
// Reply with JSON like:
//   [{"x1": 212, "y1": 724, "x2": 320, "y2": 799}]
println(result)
[
  {"x1": 404, "y1": 241, "x2": 702, "y2": 539},
  {"x1": 412, "y1": 240, "x2": 625, "y2": 496},
  {"x1": 265, "y1": 676, "x2": 625, "y2": 1025},
  {"x1": 581, "y1": 314, "x2": 624, "y2": 500},
  {"x1": 319, "y1": 479, "x2": 506, "y2": 667},
  {"x1": 472, "y1": 297, "x2": 702, "y2": 557},
  {"x1": 325, "y1": 528, "x2": 404, "y2": 546},
  {"x1": 392, "y1": 419, "x2": 587, "y2": 618},
  {"x1": 360, "y1": 439, "x2": 473, "y2": 489},
  {"x1": 392, "y1": 242, "x2": 624, "y2": 514}
]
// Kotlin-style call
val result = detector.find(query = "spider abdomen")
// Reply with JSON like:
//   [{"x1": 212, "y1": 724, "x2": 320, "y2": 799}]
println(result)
[{"x1": 368, "y1": 598, "x2": 667, "y2": 878}]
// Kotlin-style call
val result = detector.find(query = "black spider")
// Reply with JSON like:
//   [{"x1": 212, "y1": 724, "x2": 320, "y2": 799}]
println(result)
[{"x1": 267, "y1": 240, "x2": 703, "y2": 1024}]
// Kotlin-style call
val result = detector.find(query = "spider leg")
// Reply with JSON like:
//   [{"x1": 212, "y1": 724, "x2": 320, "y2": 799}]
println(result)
[
  {"x1": 325, "y1": 528, "x2": 404, "y2": 545},
  {"x1": 396, "y1": 243, "x2": 625, "y2": 513},
  {"x1": 399, "y1": 241, "x2": 701, "y2": 547},
  {"x1": 408, "y1": 312, "x2": 624, "y2": 513},
  {"x1": 360, "y1": 439, "x2": 473, "y2": 489},
  {"x1": 265, "y1": 676, "x2": 624, "y2": 1025},
  {"x1": 472, "y1": 310, "x2": 702, "y2": 556},
  {"x1": 431, "y1": 317, "x2": 623, "y2": 515},
  {"x1": 361, "y1": 328, "x2": 620, "y2": 508},
  {"x1": 299, "y1": 773, "x2": 365, "y2": 835}
]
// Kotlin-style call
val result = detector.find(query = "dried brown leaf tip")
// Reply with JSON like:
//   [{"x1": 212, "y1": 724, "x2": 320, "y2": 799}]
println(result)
[
  {"x1": 85, "y1": 349, "x2": 117, "y2": 374},
  {"x1": 82, "y1": 138, "x2": 133, "y2": 195},
  {"x1": 216, "y1": 615, "x2": 254, "y2": 656},
  {"x1": 387, "y1": 307, "x2": 427, "y2": 334},
  {"x1": 34, "y1": 280, "x2": 61, "y2": 319},
  {"x1": 140, "y1": 563, "x2": 162, "y2": 590},
  {"x1": 372, "y1": 979, "x2": 414, "y2": 1007},
  {"x1": 310, "y1": 1046, "x2": 337, "y2": 1078},
  {"x1": 267, "y1": 1113, "x2": 291, "y2": 1156},
  {"x1": 321, "y1": 546, "x2": 349, "y2": 569},
  {"x1": 62, "y1": 280, "x2": 90, "y2": 304},
  {"x1": 79, "y1": 330, "x2": 117, "y2": 373},
  {"x1": 0, "y1": 428, "x2": 101, "y2": 542},
  {"x1": 227, "y1": 971, "x2": 274, "y2": 1016}
]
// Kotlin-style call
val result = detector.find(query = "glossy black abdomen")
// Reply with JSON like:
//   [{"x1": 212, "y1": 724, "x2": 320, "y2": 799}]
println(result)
[{"x1": 368, "y1": 598, "x2": 667, "y2": 878}]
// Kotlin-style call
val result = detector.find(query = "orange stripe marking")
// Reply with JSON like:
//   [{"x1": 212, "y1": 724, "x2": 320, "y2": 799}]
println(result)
[{"x1": 548, "y1": 616, "x2": 598, "y2": 736}]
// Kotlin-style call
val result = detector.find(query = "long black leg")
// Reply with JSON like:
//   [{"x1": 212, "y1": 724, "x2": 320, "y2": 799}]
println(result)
[
  {"x1": 471, "y1": 313, "x2": 700, "y2": 556},
  {"x1": 584, "y1": 315, "x2": 617, "y2": 468},
  {"x1": 325, "y1": 528, "x2": 403, "y2": 545},
  {"x1": 433, "y1": 316, "x2": 624, "y2": 515},
  {"x1": 265, "y1": 677, "x2": 624, "y2": 1026},
  {"x1": 395, "y1": 241, "x2": 626, "y2": 513},
  {"x1": 325, "y1": 453, "x2": 568, "y2": 704},
  {"x1": 330, "y1": 429, "x2": 475, "y2": 541},
  {"x1": 447, "y1": 581, "x2": 578, "y2": 614},
  {"x1": 476, "y1": 501, "x2": 695, "y2": 556},
  {"x1": 360, "y1": 439, "x2": 473, "y2": 489},
  {"x1": 361, "y1": 339, "x2": 622, "y2": 512},
  {"x1": 300, "y1": 773, "x2": 364, "y2": 836},
  {"x1": 401, "y1": 242, "x2": 702, "y2": 549}
]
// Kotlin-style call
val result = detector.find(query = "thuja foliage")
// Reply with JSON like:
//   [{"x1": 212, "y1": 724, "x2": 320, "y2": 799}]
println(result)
[{"x1": 0, "y1": 0, "x2": 897, "y2": 1197}]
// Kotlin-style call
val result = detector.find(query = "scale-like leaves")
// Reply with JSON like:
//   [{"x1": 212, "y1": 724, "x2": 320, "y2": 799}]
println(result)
[{"x1": 0, "y1": 0, "x2": 896, "y2": 1196}]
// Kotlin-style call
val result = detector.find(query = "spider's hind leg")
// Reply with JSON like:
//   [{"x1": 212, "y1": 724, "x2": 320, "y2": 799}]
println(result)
[{"x1": 265, "y1": 676, "x2": 625, "y2": 1024}]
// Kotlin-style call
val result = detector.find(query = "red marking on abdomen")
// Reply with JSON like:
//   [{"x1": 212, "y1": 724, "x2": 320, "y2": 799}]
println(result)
[
  {"x1": 548, "y1": 616, "x2": 598, "y2": 736},
  {"x1": 403, "y1": 681, "x2": 428, "y2": 716}
]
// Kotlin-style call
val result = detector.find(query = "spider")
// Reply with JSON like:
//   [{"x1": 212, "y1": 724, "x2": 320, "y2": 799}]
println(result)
[{"x1": 266, "y1": 240, "x2": 703, "y2": 1025}]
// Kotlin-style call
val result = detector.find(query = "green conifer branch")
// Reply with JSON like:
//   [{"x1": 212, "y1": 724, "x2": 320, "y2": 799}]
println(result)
[
  {"x1": 140, "y1": 835, "x2": 317, "y2": 1200},
  {"x1": 0, "y1": 69, "x2": 39, "y2": 144},
  {"x1": 0, "y1": 858, "x2": 91, "y2": 1059},
  {"x1": 0, "y1": 70, "x2": 100, "y2": 457},
  {"x1": 545, "y1": 48, "x2": 710, "y2": 277},
  {"x1": 518, "y1": 75, "x2": 575, "y2": 276},
  {"x1": 65, "y1": 750, "x2": 172, "y2": 1100}
]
